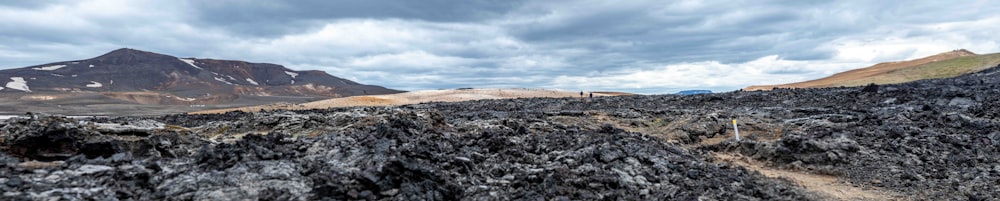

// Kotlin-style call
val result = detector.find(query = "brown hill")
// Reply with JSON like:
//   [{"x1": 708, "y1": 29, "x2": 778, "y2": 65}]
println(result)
[
  {"x1": 190, "y1": 89, "x2": 632, "y2": 114},
  {"x1": 745, "y1": 49, "x2": 1000, "y2": 91}
]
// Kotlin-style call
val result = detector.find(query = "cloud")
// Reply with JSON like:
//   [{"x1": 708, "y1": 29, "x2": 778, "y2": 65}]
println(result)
[
  {"x1": 347, "y1": 51, "x2": 474, "y2": 71},
  {"x1": 548, "y1": 55, "x2": 867, "y2": 94},
  {"x1": 186, "y1": 0, "x2": 527, "y2": 37},
  {"x1": 1, "y1": 0, "x2": 1000, "y2": 94},
  {"x1": 821, "y1": 16, "x2": 1000, "y2": 63},
  {"x1": 0, "y1": 0, "x2": 199, "y2": 64}
]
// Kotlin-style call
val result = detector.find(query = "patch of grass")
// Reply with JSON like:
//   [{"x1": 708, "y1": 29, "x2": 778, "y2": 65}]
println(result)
[
  {"x1": 210, "y1": 126, "x2": 230, "y2": 138},
  {"x1": 899, "y1": 53, "x2": 1000, "y2": 77},
  {"x1": 652, "y1": 118, "x2": 668, "y2": 125},
  {"x1": 163, "y1": 124, "x2": 188, "y2": 131}
]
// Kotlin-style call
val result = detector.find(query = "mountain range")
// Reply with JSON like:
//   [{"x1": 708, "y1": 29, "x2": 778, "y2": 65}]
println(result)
[{"x1": 0, "y1": 48, "x2": 401, "y2": 115}]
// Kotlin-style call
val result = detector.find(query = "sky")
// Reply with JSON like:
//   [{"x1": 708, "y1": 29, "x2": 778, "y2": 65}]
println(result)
[{"x1": 1, "y1": 0, "x2": 998, "y2": 94}]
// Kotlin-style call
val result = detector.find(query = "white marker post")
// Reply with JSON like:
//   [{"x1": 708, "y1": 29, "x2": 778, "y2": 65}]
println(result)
[{"x1": 732, "y1": 119, "x2": 740, "y2": 141}]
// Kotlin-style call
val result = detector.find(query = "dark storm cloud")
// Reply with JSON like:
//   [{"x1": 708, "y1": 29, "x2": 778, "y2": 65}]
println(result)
[
  {"x1": 504, "y1": 1, "x2": 838, "y2": 65},
  {"x1": 1, "y1": 0, "x2": 999, "y2": 93},
  {"x1": 188, "y1": 0, "x2": 527, "y2": 37},
  {"x1": 0, "y1": 1, "x2": 53, "y2": 9}
]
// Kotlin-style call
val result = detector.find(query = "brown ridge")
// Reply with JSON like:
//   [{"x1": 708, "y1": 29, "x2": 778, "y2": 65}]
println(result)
[{"x1": 745, "y1": 49, "x2": 977, "y2": 91}]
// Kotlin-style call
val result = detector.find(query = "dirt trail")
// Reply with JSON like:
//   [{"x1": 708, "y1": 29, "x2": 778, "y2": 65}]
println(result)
[{"x1": 713, "y1": 153, "x2": 906, "y2": 201}]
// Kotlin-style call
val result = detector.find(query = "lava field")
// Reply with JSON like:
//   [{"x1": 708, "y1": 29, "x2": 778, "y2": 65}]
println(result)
[{"x1": 2, "y1": 65, "x2": 999, "y2": 200}]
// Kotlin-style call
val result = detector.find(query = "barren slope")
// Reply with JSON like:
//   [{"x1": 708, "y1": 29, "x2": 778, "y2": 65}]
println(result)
[
  {"x1": 190, "y1": 88, "x2": 630, "y2": 114},
  {"x1": 745, "y1": 49, "x2": 1000, "y2": 91}
]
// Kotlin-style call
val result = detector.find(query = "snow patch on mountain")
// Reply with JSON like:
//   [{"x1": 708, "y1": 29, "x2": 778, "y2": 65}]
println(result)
[
  {"x1": 174, "y1": 96, "x2": 196, "y2": 101},
  {"x1": 285, "y1": 71, "x2": 298, "y2": 84},
  {"x1": 86, "y1": 81, "x2": 103, "y2": 88},
  {"x1": 246, "y1": 78, "x2": 259, "y2": 85},
  {"x1": 214, "y1": 77, "x2": 234, "y2": 85},
  {"x1": 33, "y1": 65, "x2": 66, "y2": 71},
  {"x1": 213, "y1": 72, "x2": 238, "y2": 81},
  {"x1": 179, "y1": 58, "x2": 202, "y2": 69},
  {"x1": 6, "y1": 77, "x2": 31, "y2": 92},
  {"x1": 89, "y1": 64, "x2": 95, "y2": 68}
]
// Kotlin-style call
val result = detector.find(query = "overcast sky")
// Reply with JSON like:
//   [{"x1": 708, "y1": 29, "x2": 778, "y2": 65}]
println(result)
[{"x1": 2, "y1": 0, "x2": 998, "y2": 94}]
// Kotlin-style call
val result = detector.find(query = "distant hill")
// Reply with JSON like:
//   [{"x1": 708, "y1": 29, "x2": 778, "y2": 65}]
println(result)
[
  {"x1": 745, "y1": 49, "x2": 1000, "y2": 91},
  {"x1": 0, "y1": 48, "x2": 401, "y2": 105},
  {"x1": 0, "y1": 48, "x2": 402, "y2": 115},
  {"x1": 676, "y1": 90, "x2": 712, "y2": 95}
]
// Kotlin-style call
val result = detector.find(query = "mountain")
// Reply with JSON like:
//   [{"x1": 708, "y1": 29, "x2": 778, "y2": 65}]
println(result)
[
  {"x1": 745, "y1": 49, "x2": 1000, "y2": 91},
  {"x1": 0, "y1": 48, "x2": 402, "y2": 105}
]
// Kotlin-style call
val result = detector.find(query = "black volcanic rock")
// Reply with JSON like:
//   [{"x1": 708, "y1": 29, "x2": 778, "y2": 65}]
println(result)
[
  {"x1": 0, "y1": 48, "x2": 402, "y2": 99},
  {"x1": 3, "y1": 62, "x2": 998, "y2": 199}
]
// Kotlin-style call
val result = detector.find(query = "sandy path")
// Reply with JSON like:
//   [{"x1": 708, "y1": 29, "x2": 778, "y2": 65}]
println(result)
[{"x1": 713, "y1": 153, "x2": 906, "y2": 201}]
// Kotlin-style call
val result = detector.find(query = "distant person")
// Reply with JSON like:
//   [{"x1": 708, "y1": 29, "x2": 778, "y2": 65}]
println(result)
[
  {"x1": 580, "y1": 91, "x2": 584, "y2": 98},
  {"x1": 589, "y1": 92, "x2": 593, "y2": 100}
]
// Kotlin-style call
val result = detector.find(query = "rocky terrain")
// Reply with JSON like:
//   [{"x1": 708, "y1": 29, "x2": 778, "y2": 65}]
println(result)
[{"x1": 1, "y1": 64, "x2": 999, "y2": 200}]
